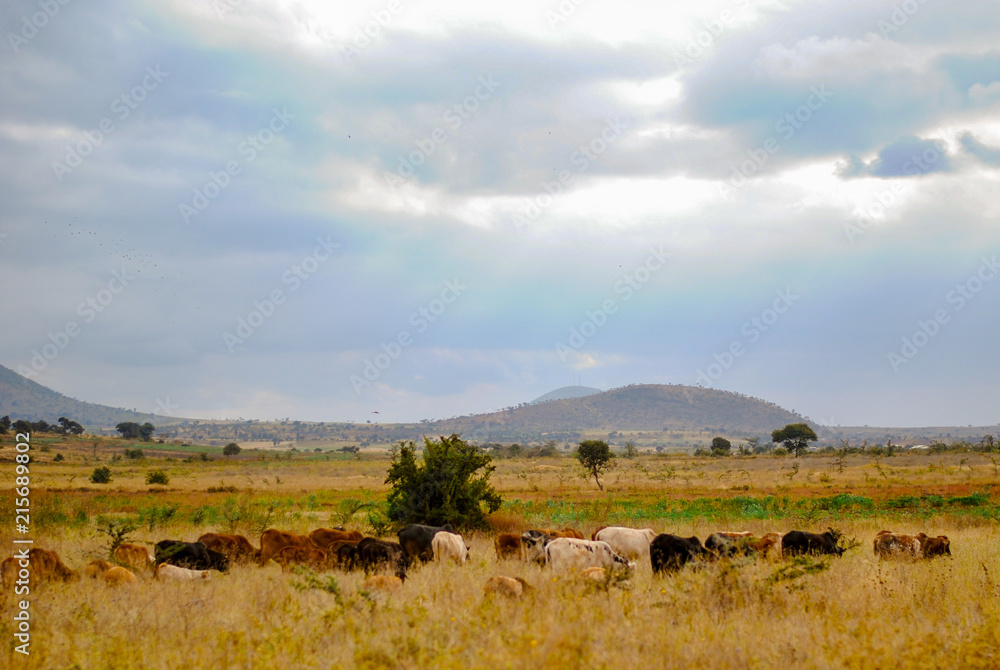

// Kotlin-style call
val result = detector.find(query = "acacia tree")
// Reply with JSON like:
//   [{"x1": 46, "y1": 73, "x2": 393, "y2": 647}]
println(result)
[
  {"x1": 576, "y1": 440, "x2": 614, "y2": 490},
  {"x1": 384, "y1": 434, "x2": 502, "y2": 530},
  {"x1": 711, "y1": 436, "x2": 732, "y2": 456},
  {"x1": 771, "y1": 423, "x2": 818, "y2": 457}
]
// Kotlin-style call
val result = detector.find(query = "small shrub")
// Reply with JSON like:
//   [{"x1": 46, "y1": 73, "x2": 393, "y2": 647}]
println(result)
[
  {"x1": 90, "y1": 466, "x2": 112, "y2": 484},
  {"x1": 146, "y1": 470, "x2": 170, "y2": 485},
  {"x1": 773, "y1": 447, "x2": 788, "y2": 457},
  {"x1": 54, "y1": 453, "x2": 64, "y2": 462},
  {"x1": 124, "y1": 448, "x2": 145, "y2": 459},
  {"x1": 224, "y1": 442, "x2": 241, "y2": 457}
]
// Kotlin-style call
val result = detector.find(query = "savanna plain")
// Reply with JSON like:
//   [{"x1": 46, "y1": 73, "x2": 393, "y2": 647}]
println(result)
[{"x1": 2, "y1": 434, "x2": 999, "y2": 669}]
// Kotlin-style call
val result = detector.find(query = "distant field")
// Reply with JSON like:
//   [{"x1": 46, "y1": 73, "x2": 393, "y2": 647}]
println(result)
[{"x1": 1, "y1": 433, "x2": 998, "y2": 668}]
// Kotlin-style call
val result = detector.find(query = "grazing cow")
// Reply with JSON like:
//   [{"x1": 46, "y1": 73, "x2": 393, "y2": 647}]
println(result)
[
  {"x1": 649, "y1": 534, "x2": 706, "y2": 574},
  {"x1": 155, "y1": 540, "x2": 229, "y2": 572},
  {"x1": 922, "y1": 535, "x2": 951, "y2": 558},
  {"x1": 397, "y1": 524, "x2": 456, "y2": 563},
  {"x1": 310, "y1": 528, "x2": 364, "y2": 550},
  {"x1": 114, "y1": 543, "x2": 154, "y2": 572},
  {"x1": 363, "y1": 575, "x2": 403, "y2": 592},
  {"x1": 873, "y1": 531, "x2": 923, "y2": 559},
  {"x1": 748, "y1": 532, "x2": 781, "y2": 557},
  {"x1": 432, "y1": 531, "x2": 470, "y2": 564},
  {"x1": 356, "y1": 538, "x2": 408, "y2": 580},
  {"x1": 3, "y1": 548, "x2": 80, "y2": 587},
  {"x1": 705, "y1": 533, "x2": 758, "y2": 559},
  {"x1": 521, "y1": 531, "x2": 554, "y2": 564},
  {"x1": 484, "y1": 575, "x2": 532, "y2": 599},
  {"x1": 558, "y1": 528, "x2": 585, "y2": 540},
  {"x1": 781, "y1": 531, "x2": 844, "y2": 557},
  {"x1": 155, "y1": 563, "x2": 212, "y2": 581},
  {"x1": 197, "y1": 533, "x2": 260, "y2": 564},
  {"x1": 104, "y1": 566, "x2": 138, "y2": 586},
  {"x1": 544, "y1": 538, "x2": 634, "y2": 572},
  {"x1": 258, "y1": 529, "x2": 319, "y2": 567},
  {"x1": 716, "y1": 531, "x2": 753, "y2": 539},
  {"x1": 594, "y1": 527, "x2": 657, "y2": 561},
  {"x1": 85, "y1": 559, "x2": 113, "y2": 579},
  {"x1": 330, "y1": 541, "x2": 360, "y2": 570},
  {"x1": 273, "y1": 545, "x2": 329, "y2": 571},
  {"x1": 494, "y1": 533, "x2": 522, "y2": 560}
]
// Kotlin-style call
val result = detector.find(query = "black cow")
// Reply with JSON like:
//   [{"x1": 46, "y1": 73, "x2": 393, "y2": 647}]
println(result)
[
  {"x1": 335, "y1": 543, "x2": 359, "y2": 570},
  {"x1": 356, "y1": 538, "x2": 408, "y2": 580},
  {"x1": 704, "y1": 533, "x2": 756, "y2": 559},
  {"x1": 397, "y1": 523, "x2": 456, "y2": 563},
  {"x1": 649, "y1": 534, "x2": 706, "y2": 574},
  {"x1": 781, "y1": 531, "x2": 844, "y2": 557},
  {"x1": 154, "y1": 540, "x2": 230, "y2": 572}
]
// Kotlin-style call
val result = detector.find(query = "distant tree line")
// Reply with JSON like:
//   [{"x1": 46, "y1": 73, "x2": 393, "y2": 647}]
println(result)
[
  {"x1": 116, "y1": 422, "x2": 155, "y2": 441},
  {"x1": 0, "y1": 415, "x2": 84, "y2": 435}
]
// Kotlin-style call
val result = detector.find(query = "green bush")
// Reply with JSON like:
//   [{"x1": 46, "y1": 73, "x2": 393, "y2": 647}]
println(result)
[
  {"x1": 90, "y1": 466, "x2": 112, "y2": 484},
  {"x1": 385, "y1": 434, "x2": 502, "y2": 530},
  {"x1": 146, "y1": 470, "x2": 169, "y2": 485},
  {"x1": 124, "y1": 448, "x2": 145, "y2": 459}
]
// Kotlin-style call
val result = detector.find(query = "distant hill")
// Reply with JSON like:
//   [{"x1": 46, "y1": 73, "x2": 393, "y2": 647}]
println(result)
[
  {"x1": 0, "y1": 364, "x2": 175, "y2": 428},
  {"x1": 531, "y1": 385, "x2": 602, "y2": 404},
  {"x1": 425, "y1": 384, "x2": 808, "y2": 441}
]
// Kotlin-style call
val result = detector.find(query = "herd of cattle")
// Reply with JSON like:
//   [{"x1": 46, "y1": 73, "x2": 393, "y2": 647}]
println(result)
[{"x1": 0, "y1": 526, "x2": 951, "y2": 594}]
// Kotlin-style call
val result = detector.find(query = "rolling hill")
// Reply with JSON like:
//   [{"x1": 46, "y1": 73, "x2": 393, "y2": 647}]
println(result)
[
  {"x1": 0, "y1": 364, "x2": 175, "y2": 428},
  {"x1": 424, "y1": 384, "x2": 808, "y2": 442}
]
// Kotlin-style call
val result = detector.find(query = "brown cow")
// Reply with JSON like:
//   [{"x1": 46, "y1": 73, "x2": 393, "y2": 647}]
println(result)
[
  {"x1": 874, "y1": 531, "x2": 924, "y2": 559},
  {"x1": 114, "y1": 543, "x2": 154, "y2": 571},
  {"x1": 363, "y1": 575, "x2": 403, "y2": 592},
  {"x1": 104, "y1": 566, "x2": 138, "y2": 586},
  {"x1": 922, "y1": 535, "x2": 951, "y2": 558},
  {"x1": 591, "y1": 526, "x2": 608, "y2": 541},
  {"x1": 1, "y1": 548, "x2": 78, "y2": 588},
  {"x1": 310, "y1": 528, "x2": 364, "y2": 550},
  {"x1": 259, "y1": 529, "x2": 320, "y2": 566},
  {"x1": 484, "y1": 575, "x2": 531, "y2": 599},
  {"x1": 716, "y1": 531, "x2": 754, "y2": 539},
  {"x1": 197, "y1": 533, "x2": 260, "y2": 563},
  {"x1": 536, "y1": 529, "x2": 580, "y2": 539},
  {"x1": 273, "y1": 545, "x2": 329, "y2": 571},
  {"x1": 750, "y1": 532, "x2": 781, "y2": 557},
  {"x1": 494, "y1": 534, "x2": 522, "y2": 560},
  {"x1": 85, "y1": 559, "x2": 113, "y2": 579}
]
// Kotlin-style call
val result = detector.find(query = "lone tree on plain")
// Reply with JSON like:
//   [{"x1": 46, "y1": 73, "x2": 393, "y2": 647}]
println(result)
[
  {"x1": 771, "y1": 423, "x2": 818, "y2": 457},
  {"x1": 711, "y1": 436, "x2": 732, "y2": 456},
  {"x1": 223, "y1": 442, "x2": 242, "y2": 457},
  {"x1": 576, "y1": 440, "x2": 614, "y2": 491},
  {"x1": 385, "y1": 434, "x2": 502, "y2": 530}
]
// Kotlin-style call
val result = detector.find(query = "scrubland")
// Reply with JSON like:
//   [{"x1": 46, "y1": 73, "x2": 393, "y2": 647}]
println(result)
[{"x1": 1, "y1": 436, "x2": 999, "y2": 668}]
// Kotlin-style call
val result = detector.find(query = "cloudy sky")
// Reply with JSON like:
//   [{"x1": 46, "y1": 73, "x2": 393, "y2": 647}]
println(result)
[{"x1": 2, "y1": 0, "x2": 999, "y2": 427}]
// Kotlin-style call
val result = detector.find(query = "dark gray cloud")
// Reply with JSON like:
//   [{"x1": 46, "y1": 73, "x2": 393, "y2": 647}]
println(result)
[{"x1": 837, "y1": 135, "x2": 952, "y2": 178}]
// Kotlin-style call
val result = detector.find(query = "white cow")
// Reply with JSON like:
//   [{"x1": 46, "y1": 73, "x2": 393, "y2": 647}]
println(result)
[
  {"x1": 544, "y1": 538, "x2": 635, "y2": 572},
  {"x1": 594, "y1": 527, "x2": 657, "y2": 561},
  {"x1": 432, "y1": 531, "x2": 470, "y2": 563},
  {"x1": 155, "y1": 563, "x2": 212, "y2": 581}
]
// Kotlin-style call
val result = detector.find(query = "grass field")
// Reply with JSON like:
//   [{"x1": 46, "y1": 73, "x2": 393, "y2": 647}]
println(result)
[{"x1": 2, "y1": 433, "x2": 999, "y2": 668}]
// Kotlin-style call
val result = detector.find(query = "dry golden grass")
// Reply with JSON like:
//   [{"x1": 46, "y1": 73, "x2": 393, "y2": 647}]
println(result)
[
  {"x1": 3, "y1": 435, "x2": 1000, "y2": 668},
  {"x1": 1, "y1": 521, "x2": 999, "y2": 669}
]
